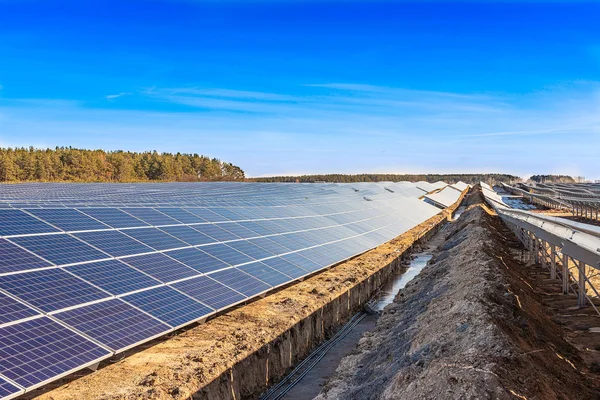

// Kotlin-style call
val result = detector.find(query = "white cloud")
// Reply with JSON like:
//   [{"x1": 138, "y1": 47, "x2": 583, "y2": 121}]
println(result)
[{"x1": 105, "y1": 92, "x2": 132, "y2": 100}]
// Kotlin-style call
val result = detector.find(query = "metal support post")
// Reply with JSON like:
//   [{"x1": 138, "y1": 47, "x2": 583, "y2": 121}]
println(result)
[
  {"x1": 562, "y1": 253, "x2": 569, "y2": 294},
  {"x1": 578, "y1": 261, "x2": 586, "y2": 307},
  {"x1": 550, "y1": 245, "x2": 556, "y2": 280}
]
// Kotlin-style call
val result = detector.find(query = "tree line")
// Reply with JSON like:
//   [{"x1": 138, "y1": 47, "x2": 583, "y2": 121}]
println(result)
[
  {"x1": 250, "y1": 173, "x2": 520, "y2": 185},
  {"x1": 0, "y1": 147, "x2": 245, "y2": 182},
  {"x1": 529, "y1": 175, "x2": 575, "y2": 184}
]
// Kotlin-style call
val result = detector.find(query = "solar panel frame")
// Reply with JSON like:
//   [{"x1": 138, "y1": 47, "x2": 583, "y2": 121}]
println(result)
[
  {"x1": 9, "y1": 234, "x2": 110, "y2": 266},
  {"x1": 53, "y1": 299, "x2": 171, "y2": 352},
  {"x1": 123, "y1": 286, "x2": 214, "y2": 328},
  {"x1": 0, "y1": 268, "x2": 111, "y2": 313},
  {"x1": 121, "y1": 252, "x2": 199, "y2": 283},
  {"x1": 25, "y1": 208, "x2": 110, "y2": 232},
  {"x1": 0, "y1": 238, "x2": 52, "y2": 275},
  {"x1": 74, "y1": 230, "x2": 155, "y2": 257},
  {"x1": 171, "y1": 276, "x2": 246, "y2": 310},
  {"x1": 0, "y1": 316, "x2": 111, "y2": 389},
  {"x1": 0, "y1": 209, "x2": 60, "y2": 236},
  {"x1": 66, "y1": 259, "x2": 162, "y2": 296}
]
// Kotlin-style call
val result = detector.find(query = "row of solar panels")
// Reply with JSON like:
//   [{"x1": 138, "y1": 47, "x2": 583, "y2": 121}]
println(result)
[{"x1": 0, "y1": 183, "x2": 445, "y2": 399}]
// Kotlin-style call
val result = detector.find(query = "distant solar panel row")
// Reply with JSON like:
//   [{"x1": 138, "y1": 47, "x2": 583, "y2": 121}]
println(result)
[{"x1": 0, "y1": 182, "x2": 445, "y2": 399}]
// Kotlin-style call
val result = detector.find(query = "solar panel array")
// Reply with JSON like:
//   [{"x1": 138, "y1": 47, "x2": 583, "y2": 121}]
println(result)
[{"x1": 0, "y1": 182, "x2": 444, "y2": 399}]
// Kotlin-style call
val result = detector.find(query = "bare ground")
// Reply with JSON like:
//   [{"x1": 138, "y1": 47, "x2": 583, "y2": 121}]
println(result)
[
  {"x1": 316, "y1": 187, "x2": 600, "y2": 400},
  {"x1": 30, "y1": 208, "x2": 457, "y2": 400}
]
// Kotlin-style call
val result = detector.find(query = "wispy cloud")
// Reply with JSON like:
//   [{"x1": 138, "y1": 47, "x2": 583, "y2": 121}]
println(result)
[{"x1": 105, "y1": 92, "x2": 132, "y2": 100}]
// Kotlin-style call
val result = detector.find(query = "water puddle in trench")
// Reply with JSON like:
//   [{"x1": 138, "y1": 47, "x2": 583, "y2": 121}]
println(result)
[{"x1": 370, "y1": 253, "x2": 433, "y2": 312}]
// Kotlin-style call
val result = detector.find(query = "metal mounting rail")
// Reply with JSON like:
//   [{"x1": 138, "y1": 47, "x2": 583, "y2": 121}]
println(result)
[{"x1": 481, "y1": 183, "x2": 600, "y2": 314}]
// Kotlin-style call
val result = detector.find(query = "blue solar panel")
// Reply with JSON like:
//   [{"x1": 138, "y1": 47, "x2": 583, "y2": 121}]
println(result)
[
  {"x1": 121, "y1": 253, "x2": 198, "y2": 282},
  {"x1": 268, "y1": 235, "x2": 305, "y2": 251},
  {"x1": 10, "y1": 234, "x2": 109, "y2": 266},
  {"x1": 191, "y1": 224, "x2": 240, "y2": 242},
  {"x1": 186, "y1": 208, "x2": 227, "y2": 222},
  {"x1": 200, "y1": 243, "x2": 254, "y2": 266},
  {"x1": 26, "y1": 209, "x2": 109, "y2": 232},
  {"x1": 209, "y1": 268, "x2": 271, "y2": 296},
  {"x1": 165, "y1": 248, "x2": 228, "y2": 274},
  {"x1": 0, "y1": 209, "x2": 59, "y2": 236},
  {"x1": 247, "y1": 237, "x2": 291, "y2": 255},
  {"x1": 0, "y1": 269, "x2": 110, "y2": 313},
  {"x1": 0, "y1": 316, "x2": 110, "y2": 388},
  {"x1": 79, "y1": 208, "x2": 149, "y2": 228},
  {"x1": 208, "y1": 208, "x2": 245, "y2": 221},
  {"x1": 122, "y1": 228, "x2": 188, "y2": 250},
  {"x1": 238, "y1": 262, "x2": 290, "y2": 287},
  {"x1": 155, "y1": 208, "x2": 206, "y2": 224},
  {"x1": 159, "y1": 225, "x2": 216, "y2": 246},
  {"x1": 226, "y1": 240, "x2": 274, "y2": 260},
  {"x1": 120, "y1": 208, "x2": 180, "y2": 226},
  {"x1": 237, "y1": 221, "x2": 276, "y2": 236},
  {"x1": 66, "y1": 260, "x2": 161, "y2": 295},
  {"x1": 123, "y1": 286, "x2": 214, "y2": 328},
  {"x1": 0, "y1": 238, "x2": 52, "y2": 275},
  {"x1": 0, "y1": 376, "x2": 22, "y2": 399},
  {"x1": 54, "y1": 299, "x2": 170, "y2": 352},
  {"x1": 280, "y1": 252, "x2": 323, "y2": 272},
  {"x1": 216, "y1": 223, "x2": 259, "y2": 239},
  {"x1": 0, "y1": 292, "x2": 40, "y2": 325},
  {"x1": 74, "y1": 230, "x2": 155, "y2": 257},
  {"x1": 261, "y1": 257, "x2": 309, "y2": 279},
  {"x1": 172, "y1": 276, "x2": 246, "y2": 310}
]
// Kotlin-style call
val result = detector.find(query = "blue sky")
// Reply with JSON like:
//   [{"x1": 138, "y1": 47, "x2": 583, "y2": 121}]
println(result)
[{"x1": 0, "y1": 1, "x2": 599, "y2": 179}]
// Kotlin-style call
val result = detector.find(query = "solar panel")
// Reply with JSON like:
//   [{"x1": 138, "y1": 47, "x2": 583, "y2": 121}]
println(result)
[
  {"x1": 0, "y1": 316, "x2": 110, "y2": 388},
  {"x1": 66, "y1": 259, "x2": 161, "y2": 295},
  {"x1": 200, "y1": 243, "x2": 254, "y2": 266},
  {"x1": 120, "y1": 208, "x2": 180, "y2": 226},
  {"x1": 123, "y1": 286, "x2": 214, "y2": 328},
  {"x1": 159, "y1": 225, "x2": 216, "y2": 246},
  {"x1": 26, "y1": 209, "x2": 109, "y2": 232},
  {"x1": 164, "y1": 247, "x2": 228, "y2": 274},
  {"x1": 9, "y1": 234, "x2": 109, "y2": 266},
  {"x1": 0, "y1": 269, "x2": 110, "y2": 313},
  {"x1": 172, "y1": 276, "x2": 246, "y2": 310},
  {"x1": 122, "y1": 228, "x2": 188, "y2": 250},
  {"x1": 191, "y1": 224, "x2": 240, "y2": 242},
  {"x1": 0, "y1": 292, "x2": 40, "y2": 325},
  {"x1": 0, "y1": 181, "x2": 445, "y2": 395},
  {"x1": 121, "y1": 253, "x2": 198, "y2": 282},
  {"x1": 74, "y1": 230, "x2": 155, "y2": 257},
  {"x1": 226, "y1": 240, "x2": 274, "y2": 260},
  {"x1": 0, "y1": 209, "x2": 59, "y2": 236},
  {"x1": 0, "y1": 238, "x2": 52, "y2": 275},
  {"x1": 209, "y1": 268, "x2": 271, "y2": 296},
  {"x1": 261, "y1": 257, "x2": 309, "y2": 279},
  {"x1": 238, "y1": 262, "x2": 290, "y2": 286},
  {"x1": 53, "y1": 299, "x2": 170, "y2": 351},
  {"x1": 79, "y1": 208, "x2": 149, "y2": 228},
  {"x1": 156, "y1": 208, "x2": 206, "y2": 224},
  {"x1": 0, "y1": 376, "x2": 22, "y2": 399}
]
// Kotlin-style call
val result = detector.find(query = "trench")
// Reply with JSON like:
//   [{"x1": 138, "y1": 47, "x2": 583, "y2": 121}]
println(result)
[{"x1": 263, "y1": 222, "x2": 450, "y2": 400}]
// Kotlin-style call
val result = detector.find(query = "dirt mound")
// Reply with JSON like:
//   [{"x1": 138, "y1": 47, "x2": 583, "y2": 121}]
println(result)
[{"x1": 316, "y1": 189, "x2": 600, "y2": 400}]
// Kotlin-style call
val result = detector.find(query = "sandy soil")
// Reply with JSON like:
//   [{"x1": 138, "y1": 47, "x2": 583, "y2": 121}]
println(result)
[
  {"x1": 316, "y1": 187, "x2": 600, "y2": 400},
  {"x1": 30, "y1": 206, "x2": 459, "y2": 400}
]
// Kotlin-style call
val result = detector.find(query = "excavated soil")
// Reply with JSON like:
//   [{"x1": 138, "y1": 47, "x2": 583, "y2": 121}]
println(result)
[
  {"x1": 30, "y1": 204, "x2": 460, "y2": 400},
  {"x1": 316, "y1": 188, "x2": 600, "y2": 400}
]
